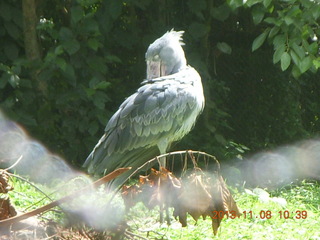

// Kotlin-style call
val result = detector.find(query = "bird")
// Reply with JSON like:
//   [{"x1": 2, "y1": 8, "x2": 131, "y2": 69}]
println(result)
[{"x1": 83, "y1": 30, "x2": 205, "y2": 187}]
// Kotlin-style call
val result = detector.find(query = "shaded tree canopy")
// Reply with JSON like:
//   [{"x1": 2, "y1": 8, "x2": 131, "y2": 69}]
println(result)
[{"x1": 0, "y1": 0, "x2": 320, "y2": 166}]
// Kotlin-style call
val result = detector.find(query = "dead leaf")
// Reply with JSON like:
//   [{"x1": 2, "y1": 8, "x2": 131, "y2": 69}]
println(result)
[
  {"x1": 0, "y1": 197, "x2": 17, "y2": 220},
  {"x1": 0, "y1": 171, "x2": 13, "y2": 194},
  {"x1": 120, "y1": 153, "x2": 241, "y2": 236}
]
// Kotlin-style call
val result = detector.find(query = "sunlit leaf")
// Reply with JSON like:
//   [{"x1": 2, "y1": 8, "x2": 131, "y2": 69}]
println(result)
[
  {"x1": 299, "y1": 56, "x2": 312, "y2": 73},
  {"x1": 263, "y1": 0, "x2": 272, "y2": 8},
  {"x1": 252, "y1": 30, "x2": 269, "y2": 52},
  {"x1": 273, "y1": 44, "x2": 285, "y2": 64},
  {"x1": 313, "y1": 58, "x2": 320, "y2": 70},
  {"x1": 269, "y1": 26, "x2": 280, "y2": 38},
  {"x1": 280, "y1": 52, "x2": 291, "y2": 71},
  {"x1": 291, "y1": 43, "x2": 305, "y2": 59},
  {"x1": 252, "y1": 5, "x2": 265, "y2": 25},
  {"x1": 290, "y1": 49, "x2": 300, "y2": 66}
]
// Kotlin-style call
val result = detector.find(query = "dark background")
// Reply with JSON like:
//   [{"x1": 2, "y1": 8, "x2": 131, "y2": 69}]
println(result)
[{"x1": 1, "y1": 0, "x2": 319, "y2": 168}]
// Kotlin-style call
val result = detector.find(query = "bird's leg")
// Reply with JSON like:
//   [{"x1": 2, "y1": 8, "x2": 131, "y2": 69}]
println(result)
[
  {"x1": 157, "y1": 141, "x2": 168, "y2": 169},
  {"x1": 159, "y1": 156, "x2": 166, "y2": 169}
]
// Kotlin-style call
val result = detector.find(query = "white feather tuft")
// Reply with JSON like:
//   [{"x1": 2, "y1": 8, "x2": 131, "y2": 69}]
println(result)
[{"x1": 163, "y1": 29, "x2": 185, "y2": 46}]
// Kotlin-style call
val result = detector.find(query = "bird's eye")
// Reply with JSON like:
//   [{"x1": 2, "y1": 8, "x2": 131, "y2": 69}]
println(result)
[{"x1": 153, "y1": 55, "x2": 160, "y2": 61}]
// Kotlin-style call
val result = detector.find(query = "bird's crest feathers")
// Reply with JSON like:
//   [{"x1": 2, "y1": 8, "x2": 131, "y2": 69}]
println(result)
[{"x1": 162, "y1": 29, "x2": 185, "y2": 46}]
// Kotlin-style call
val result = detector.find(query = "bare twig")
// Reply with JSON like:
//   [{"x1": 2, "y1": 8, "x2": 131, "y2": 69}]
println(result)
[
  {"x1": 125, "y1": 230, "x2": 149, "y2": 240},
  {"x1": 3, "y1": 155, "x2": 23, "y2": 171},
  {"x1": 7, "y1": 172, "x2": 55, "y2": 204},
  {"x1": 0, "y1": 167, "x2": 131, "y2": 227},
  {"x1": 125, "y1": 150, "x2": 220, "y2": 182}
]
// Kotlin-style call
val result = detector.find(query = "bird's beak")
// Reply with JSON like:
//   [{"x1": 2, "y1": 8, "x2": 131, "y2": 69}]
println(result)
[{"x1": 146, "y1": 60, "x2": 166, "y2": 79}]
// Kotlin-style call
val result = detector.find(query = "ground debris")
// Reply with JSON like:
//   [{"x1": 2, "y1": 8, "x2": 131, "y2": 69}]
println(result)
[
  {"x1": 0, "y1": 170, "x2": 17, "y2": 221},
  {"x1": 0, "y1": 197, "x2": 17, "y2": 220},
  {"x1": 122, "y1": 166, "x2": 241, "y2": 235},
  {"x1": 0, "y1": 170, "x2": 13, "y2": 194}
]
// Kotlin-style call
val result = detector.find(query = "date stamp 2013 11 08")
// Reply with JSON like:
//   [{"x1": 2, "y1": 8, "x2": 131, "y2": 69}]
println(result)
[{"x1": 212, "y1": 210, "x2": 308, "y2": 220}]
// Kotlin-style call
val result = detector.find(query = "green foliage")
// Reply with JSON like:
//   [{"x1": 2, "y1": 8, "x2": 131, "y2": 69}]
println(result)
[
  {"x1": 0, "y1": 0, "x2": 320, "y2": 167},
  {"x1": 229, "y1": 0, "x2": 320, "y2": 78}
]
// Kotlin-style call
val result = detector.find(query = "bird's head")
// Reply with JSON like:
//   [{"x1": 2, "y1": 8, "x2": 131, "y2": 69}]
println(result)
[{"x1": 145, "y1": 30, "x2": 187, "y2": 79}]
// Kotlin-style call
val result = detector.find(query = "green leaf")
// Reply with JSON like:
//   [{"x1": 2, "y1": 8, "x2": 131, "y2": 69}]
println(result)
[
  {"x1": 217, "y1": 42, "x2": 232, "y2": 55},
  {"x1": 56, "y1": 57, "x2": 67, "y2": 71},
  {"x1": 88, "y1": 56, "x2": 107, "y2": 74},
  {"x1": 59, "y1": 27, "x2": 73, "y2": 41},
  {"x1": 273, "y1": 44, "x2": 285, "y2": 64},
  {"x1": 291, "y1": 65, "x2": 301, "y2": 79},
  {"x1": 273, "y1": 34, "x2": 286, "y2": 47},
  {"x1": 93, "y1": 91, "x2": 109, "y2": 109},
  {"x1": 9, "y1": 74, "x2": 20, "y2": 88},
  {"x1": 290, "y1": 49, "x2": 300, "y2": 66},
  {"x1": 210, "y1": 3, "x2": 231, "y2": 21},
  {"x1": 54, "y1": 45, "x2": 64, "y2": 55},
  {"x1": 252, "y1": 5, "x2": 265, "y2": 25},
  {"x1": 81, "y1": 19, "x2": 100, "y2": 34},
  {"x1": 264, "y1": 17, "x2": 279, "y2": 25},
  {"x1": 107, "y1": 0, "x2": 123, "y2": 19},
  {"x1": 62, "y1": 39, "x2": 80, "y2": 55},
  {"x1": 313, "y1": 58, "x2": 320, "y2": 70},
  {"x1": 269, "y1": 26, "x2": 280, "y2": 38},
  {"x1": 307, "y1": 42, "x2": 318, "y2": 55},
  {"x1": 299, "y1": 56, "x2": 312, "y2": 73},
  {"x1": 245, "y1": 0, "x2": 263, "y2": 7},
  {"x1": 88, "y1": 121, "x2": 99, "y2": 136},
  {"x1": 263, "y1": 0, "x2": 272, "y2": 8},
  {"x1": 252, "y1": 30, "x2": 269, "y2": 52},
  {"x1": 94, "y1": 81, "x2": 111, "y2": 90},
  {"x1": 311, "y1": 6, "x2": 320, "y2": 19},
  {"x1": 291, "y1": 43, "x2": 305, "y2": 59},
  {"x1": 106, "y1": 55, "x2": 122, "y2": 63},
  {"x1": 189, "y1": 22, "x2": 210, "y2": 39},
  {"x1": 63, "y1": 64, "x2": 76, "y2": 86},
  {"x1": 227, "y1": 0, "x2": 243, "y2": 10},
  {"x1": 88, "y1": 38, "x2": 101, "y2": 51},
  {"x1": 280, "y1": 52, "x2": 291, "y2": 71},
  {"x1": 71, "y1": 6, "x2": 84, "y2": 24},
  {"x1": 0, "y1": 73, "x2": 9, "y2": 89},
  {"x1": 284, "y1": 16, "x2": 294, "y2": 25},
  {"x1": 215, "y1": 134, "x2": 227, "y2": 145}
]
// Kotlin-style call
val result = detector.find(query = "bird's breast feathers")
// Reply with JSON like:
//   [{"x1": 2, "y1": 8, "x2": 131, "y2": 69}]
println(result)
[{"x1": 101, "y1": 66, "x2": 204, "y2": 155}]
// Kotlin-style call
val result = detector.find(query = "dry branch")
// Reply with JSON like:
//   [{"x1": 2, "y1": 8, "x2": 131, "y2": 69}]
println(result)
[{"x1": 0, "y1": 167, "x2": 131, "y2": 227}]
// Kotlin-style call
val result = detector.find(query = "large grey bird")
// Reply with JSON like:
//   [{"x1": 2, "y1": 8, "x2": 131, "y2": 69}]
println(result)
[{"x1": 83, "y1": 30, "x2": 204, "y2": 185}]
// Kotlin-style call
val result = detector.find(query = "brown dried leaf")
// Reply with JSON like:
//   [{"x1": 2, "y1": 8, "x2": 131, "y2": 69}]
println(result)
[
  {"x1": 173, "y1": 169, "x2": 241, "y2": 235},
  {"x1": 219, "y1": 175, "x2": 241, "y2": 216},
  {"x1": 121, "y1": 164, "x2": 240, "y2": 236},
  {"x1": 121, "y1": 168, "x2": 181, "y2": 210},
  {"x1": 0, "y1": 171, "x2": 13, "y2": 193},
  {"x1": 121, "y1": 185, "x2": 142, "y2": 211},
  {"x1": 207, "y1": 174, "x2": 241, "y2": 235},
  {"x1": 173, "y1": 171, "x2": 212, "y2": 226},
  {"x1": 0, "y1": 197, "x2": 17, "y2": 220}
]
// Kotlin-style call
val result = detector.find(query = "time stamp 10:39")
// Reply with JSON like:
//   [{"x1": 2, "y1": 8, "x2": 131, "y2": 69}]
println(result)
[{"x1": 212, "y1": 210, "x2": 308, "y2": 220}]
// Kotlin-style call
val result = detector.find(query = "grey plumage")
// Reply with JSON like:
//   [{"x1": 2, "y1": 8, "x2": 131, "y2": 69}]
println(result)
[{"x1": 83, "y1": 30, "x2": 204, "y2": 186}]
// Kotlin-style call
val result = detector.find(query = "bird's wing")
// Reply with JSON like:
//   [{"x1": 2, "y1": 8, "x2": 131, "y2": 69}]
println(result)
[{"x1": 83, "y1": 67, "x2": 204, "y2": 175}]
